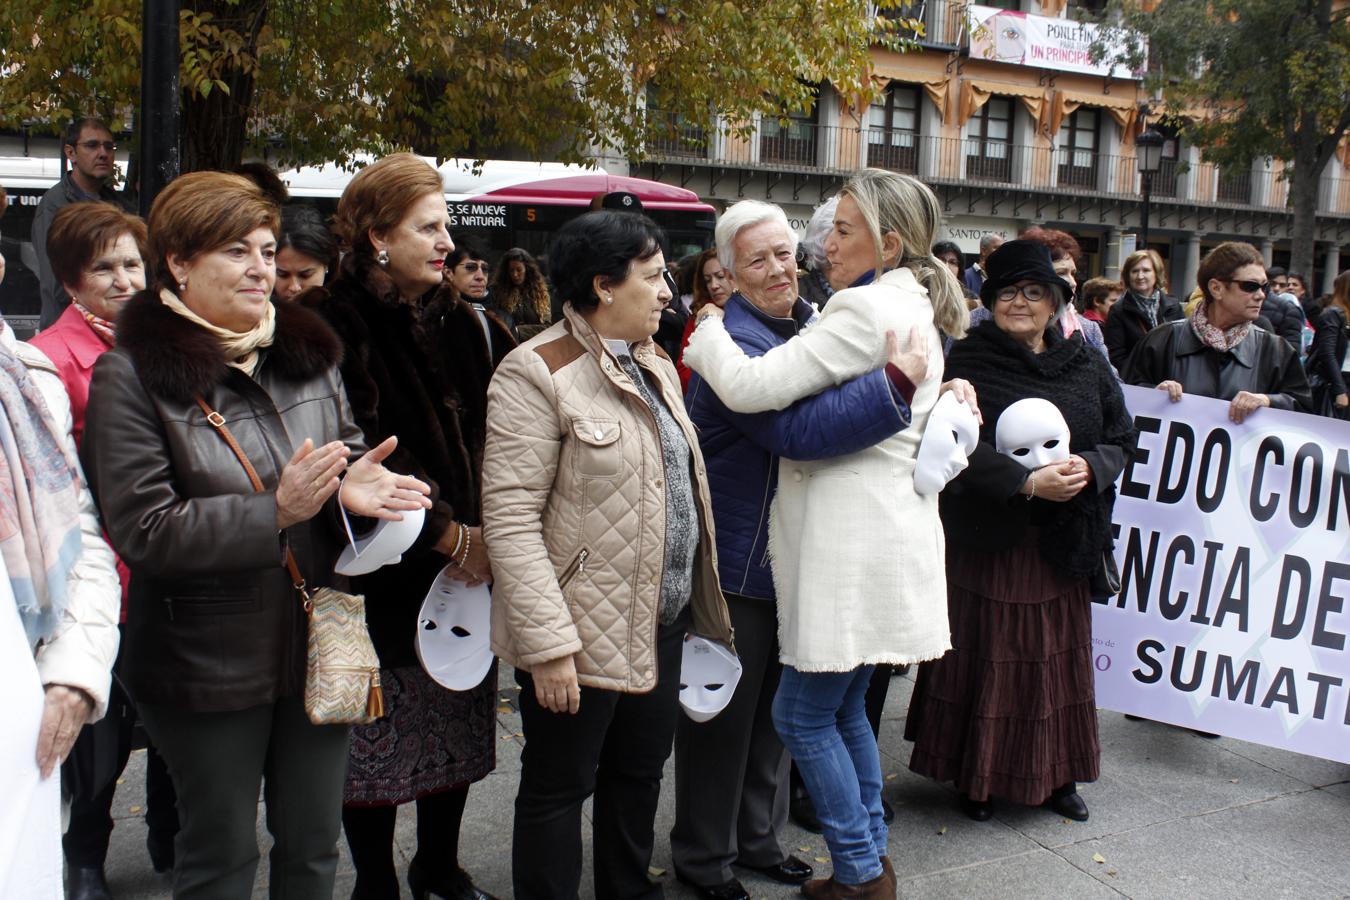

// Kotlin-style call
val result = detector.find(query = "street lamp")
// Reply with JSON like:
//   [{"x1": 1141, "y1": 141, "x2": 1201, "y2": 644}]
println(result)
[{"x1": 1135, "y1": 127, "x2": 1165, "y2": 251}]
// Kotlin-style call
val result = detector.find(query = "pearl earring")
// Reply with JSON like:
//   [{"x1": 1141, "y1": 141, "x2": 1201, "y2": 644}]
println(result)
[
  {"x1": 178, "y1": 280, "x2": 187, "y2": 291},
  {"x1": 605, "y1": 295, "x2": 614, "y2": 305},
  {"x1": 377, "y1": 248, "x2": 390, "y2": 267}
]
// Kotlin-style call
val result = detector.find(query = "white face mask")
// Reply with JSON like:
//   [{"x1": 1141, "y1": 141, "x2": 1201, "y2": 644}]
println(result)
[
  {"x1": 679, "y1": 635, "x2": 743, "y2": 723},
  {"x1": 914, "y1": 391, "x2": 981, "y2": 495},
  {"x1": 415, "y1": 569, "x2": 494, "y2": 691},
  {"x1": 335, "y1": 506, "x2": 426, "y2": 576},
  {"x1": 995, "y1": 397, "x2": 1071, "y2": 469}
]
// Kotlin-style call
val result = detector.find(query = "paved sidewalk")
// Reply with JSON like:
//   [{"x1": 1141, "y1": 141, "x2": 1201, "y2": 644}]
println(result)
[{"x1": 99, "y1": 668, "x2": 1350, "y2": 899}]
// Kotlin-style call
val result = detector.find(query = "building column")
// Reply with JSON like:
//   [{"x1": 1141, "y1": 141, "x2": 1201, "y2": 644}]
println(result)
[
  {"x1": 1182, "y1": 233, "x2": 1203, "y2": 300},
  {"x1": 1259, "y1": 238, "x2": 1275, "y2": 267},
  {"x1": 1104, "y1": 228, "x2": 1126, "y2": 280},
  {"x1": 1322, "y1": 244, "x2": 1342, "y2": 295}
]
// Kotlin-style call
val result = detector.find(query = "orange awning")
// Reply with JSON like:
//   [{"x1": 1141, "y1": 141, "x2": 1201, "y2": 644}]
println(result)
[{"x1": 958, "y1": 79, "x2": 1047, "y2": 128}]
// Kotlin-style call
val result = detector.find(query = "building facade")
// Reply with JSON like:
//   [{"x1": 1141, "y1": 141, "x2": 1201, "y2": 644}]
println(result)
[{"x1": 632, "y1": 0, "x2": 1350, "y2": 296}]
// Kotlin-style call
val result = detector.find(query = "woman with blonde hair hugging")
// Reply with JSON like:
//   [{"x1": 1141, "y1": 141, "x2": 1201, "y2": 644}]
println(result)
[{"x1": 683, "y1": 168, "x2": 972, "y2": 899}]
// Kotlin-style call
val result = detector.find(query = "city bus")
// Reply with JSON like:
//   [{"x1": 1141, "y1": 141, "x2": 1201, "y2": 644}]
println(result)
[{"x1": 0, "y1": 155, "x2": 715, "y2": 335}]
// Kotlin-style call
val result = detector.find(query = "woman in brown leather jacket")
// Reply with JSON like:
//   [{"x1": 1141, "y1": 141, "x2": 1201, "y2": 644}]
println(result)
[
  {"x1": 482, "y1": 211, "x2": 733, "y2": 900},
  {"x1": 80, "y1": 171, "x2": 429, "y2": 899}
]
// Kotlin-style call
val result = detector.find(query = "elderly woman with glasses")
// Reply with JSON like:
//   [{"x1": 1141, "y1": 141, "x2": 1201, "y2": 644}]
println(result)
[
  {"x1": 905, "y1": 239, "x2": 1136, "y2": 825},
  {"x1": 1122, "y1": 241, "x2": 1312, "y2": 422}
]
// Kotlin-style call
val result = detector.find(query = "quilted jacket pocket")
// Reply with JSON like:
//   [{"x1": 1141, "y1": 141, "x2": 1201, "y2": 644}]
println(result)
[{"x1": 572, "y1": 418, "x2": 622, "y2": 478}]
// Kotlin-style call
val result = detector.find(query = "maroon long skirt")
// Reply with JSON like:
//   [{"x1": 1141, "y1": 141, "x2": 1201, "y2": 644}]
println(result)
[{"x1": 904, "y1": 534, "x2": 1099, "y2": 805}]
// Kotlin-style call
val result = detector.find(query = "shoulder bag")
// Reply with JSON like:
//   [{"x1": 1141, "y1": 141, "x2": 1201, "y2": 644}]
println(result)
[{"x1": 194, "y1": 396, "x2": 385, "y2": 725}]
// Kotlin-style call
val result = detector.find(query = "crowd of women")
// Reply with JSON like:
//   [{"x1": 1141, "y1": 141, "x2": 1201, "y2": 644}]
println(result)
[{"x1": 0, "y1": 144, "x2": 1345, "y2": 900}]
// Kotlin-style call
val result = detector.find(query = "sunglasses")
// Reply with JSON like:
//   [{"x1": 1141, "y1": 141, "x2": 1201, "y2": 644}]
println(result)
[
  {"x1": 78, "y1": 140, "x2": 117, "y2": 152},
  {"x1": 457, "y1": 262, "x2": 489, "y2": 274},
  {"x1": 994, "y1": 283, "x2": 1053, "y2": 303},
  {"x1": 1222, "y1": 279, "x2": 1269, "y2": 295}
]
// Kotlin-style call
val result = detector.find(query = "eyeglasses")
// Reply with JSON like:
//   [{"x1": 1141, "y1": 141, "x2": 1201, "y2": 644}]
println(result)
[
  {"x1": 1222, "y1": 279, "x2": 1269, "y2": 295},
  {"x1": 995, "y1": 283, "x2": 1053, "y2": 303},
  {"x1": 457, "y1": 262, "x2": 488, "y2": 273},
  {"x1": 78, "y1": 140, "x2": 117, "y2": 152}
]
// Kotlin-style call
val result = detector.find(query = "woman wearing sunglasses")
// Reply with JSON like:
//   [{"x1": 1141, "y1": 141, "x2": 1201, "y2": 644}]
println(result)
[{"x1": 1123, "y1": 242, "x2": 1311, "y2": 422}]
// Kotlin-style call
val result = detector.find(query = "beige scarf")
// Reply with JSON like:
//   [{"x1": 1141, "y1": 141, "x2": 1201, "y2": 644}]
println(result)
[{"x1": 159, "y1": 288, "x2": 276, "y2": 376}]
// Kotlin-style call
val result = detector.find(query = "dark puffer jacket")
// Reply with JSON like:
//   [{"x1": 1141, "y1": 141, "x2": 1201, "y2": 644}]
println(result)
[
  {"x1": 683, "y1": 293, "x2": 911, "y2": 601},
  {"x1": 81, "y1": 293, "x2": 364, "y2": 712},
  {"x1": 1260, "y1": 291, "x2": 1306, "y2": 353}
]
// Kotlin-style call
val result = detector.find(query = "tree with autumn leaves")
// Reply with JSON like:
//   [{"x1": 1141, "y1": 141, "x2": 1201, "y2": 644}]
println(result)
[
  {"x1": 0, "y1": 0, "x2": 914, "y2": 174},
  {"x1": 1093, "y1": 0, "x2": 1350, "y2": 279}
]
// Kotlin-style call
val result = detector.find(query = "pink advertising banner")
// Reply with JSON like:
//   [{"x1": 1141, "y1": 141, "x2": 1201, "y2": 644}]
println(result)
[{"x1": 1093, "y1": 387, "x2": 1350, "y2": 764}]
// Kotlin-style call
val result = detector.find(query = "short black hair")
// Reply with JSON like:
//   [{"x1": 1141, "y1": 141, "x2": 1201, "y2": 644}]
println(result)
[
  {"x1": 447, "y1": 233, "x2": 490, "y2": 269},
  {"x1": 548, "y1": 211, "x2": 665, "y2": 313},
  {"x1": 932, "y1": 241, "x2": 964, "y2": 265},
  {"x1": 278, "y1": 204, "x2": 337, "y2": 268},
  {"x1": 234, "y1": 162, "x2": 291, "y2": 207},
  {"x1": 1265, "y1": 265, "x2": 1287, "y2": 279},
  {"x1": 63, "y1": 117, "x2": 113, "y2": 148}
]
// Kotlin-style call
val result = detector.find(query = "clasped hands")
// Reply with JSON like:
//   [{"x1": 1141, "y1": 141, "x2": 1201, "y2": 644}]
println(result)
[{"x1": 276, "y1": 435, "x2": 431, "y2": 530}]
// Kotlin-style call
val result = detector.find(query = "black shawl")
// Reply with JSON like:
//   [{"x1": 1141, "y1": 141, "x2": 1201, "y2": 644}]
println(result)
[{"x1": 942, "y1": 320, "x2": 1137, "y2": 577}]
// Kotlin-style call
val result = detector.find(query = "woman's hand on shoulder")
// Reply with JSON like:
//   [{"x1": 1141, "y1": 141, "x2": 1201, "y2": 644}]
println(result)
[
  {"x1": 696, "y1": 305, "x2": 724, "y2": 324},
  {"x1": 340, "y1": 436, "x2": 433, "y2": 520},
  {"x1": 885, "y1": 326, "x2": 930, "y2": 387},
  {"x1": 531, "y1": 654, "x2": 580, "y2": 714},
  {"x1": 277, "y1": 439, "x2": 349, "y2": 529}
]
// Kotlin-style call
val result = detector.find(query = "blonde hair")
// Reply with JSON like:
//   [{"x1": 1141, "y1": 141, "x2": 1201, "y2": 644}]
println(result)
[
  {"x1": 331, "y1": 153, "x2": 444, "y2": 259},
  {"x1": 148, "y1": 171, "x2": 279, "y2": 292},
  {"x1": 839, "y1": 168, "x2": 968, "y2": 339}
]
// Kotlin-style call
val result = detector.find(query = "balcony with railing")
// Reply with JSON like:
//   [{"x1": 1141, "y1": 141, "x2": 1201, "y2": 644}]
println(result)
[
  {"x1": 877, "y1": 0, "x2": 963, "y2": 47},
  {"x1": 642, "y1": 116, "x2": 1350, "y2": 215}
]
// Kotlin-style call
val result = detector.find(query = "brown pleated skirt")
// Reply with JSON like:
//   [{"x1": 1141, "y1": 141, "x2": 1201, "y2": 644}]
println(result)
[{"x1": 904, "y1": 532, "x2": 1099, "y2": 805}]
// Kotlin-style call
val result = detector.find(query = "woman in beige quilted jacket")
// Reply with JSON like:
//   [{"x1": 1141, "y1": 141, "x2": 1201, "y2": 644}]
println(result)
[{"x1": 482, "y1": 210, "x2": 733, "y2": 900}]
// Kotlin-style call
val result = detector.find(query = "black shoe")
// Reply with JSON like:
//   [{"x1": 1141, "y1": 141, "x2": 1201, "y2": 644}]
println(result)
[
  {"x1": 147, "y1": 832, "x2": 174, "y2": 874},
  {"x1": 1044, "y1": 785, "x2": 1089, "y2": 822},
  {"x1": 881, "y1": 798, "x2": 895, "y2": 824},
  {"x1": 740, "y1": 854, "x2": 813, "y2": 885},
  {"x1": 1193, "y1": 730, "x2": 1221, "y2": 739},
  {"x1": 407, "y1": 858, "x2": 498, "y2": 900},
  {"x1": 959, "y1": 794, "x2": 992, "y2": 822},
  {"x1": 1123, "y1": 714, "x2": 1144, "y2": 721},
  {"x1": 675, "y1": 872, "x2": 751, "y2": 900},
  {"x1": 789, "y1": 791, "x2": 823, "y2": 834},
  {"x1": 66, "y1": 865, "x2": 112, "y2": 900}
]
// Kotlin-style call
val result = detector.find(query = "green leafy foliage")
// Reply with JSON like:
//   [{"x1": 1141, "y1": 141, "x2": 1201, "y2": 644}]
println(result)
[{"x1": 0, "y1": 0, "x2": 905, "y2": 173}]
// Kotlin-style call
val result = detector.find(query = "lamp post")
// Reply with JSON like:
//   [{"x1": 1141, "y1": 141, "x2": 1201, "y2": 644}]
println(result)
[{"x1": 1135, "y1": 128, "x2": 1165, "y2": 251}]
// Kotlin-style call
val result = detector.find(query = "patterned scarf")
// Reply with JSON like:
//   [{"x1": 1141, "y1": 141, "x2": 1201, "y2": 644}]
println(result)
[
  {"x1": 0, "y1": 323, "x2": 83, "y2": 644},
  {"x1": 72, "y1": 301, "x2": 116, "y2": 347},
  {"x1": 1190, "y1": 300, "x2": 1251, "y2": 352},
  {"x1": 158, "y1": 288, "x2": 276, "y2": 377}
]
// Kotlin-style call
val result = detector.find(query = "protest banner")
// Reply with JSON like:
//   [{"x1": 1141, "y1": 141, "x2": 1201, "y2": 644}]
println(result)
[{"x1": 1092, "y1": 387, "x2": 1350, "y2": 763}]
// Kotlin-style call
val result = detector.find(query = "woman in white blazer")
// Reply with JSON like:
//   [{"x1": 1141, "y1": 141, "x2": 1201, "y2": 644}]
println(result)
[{"x1": 682, "y1": 169, "x2": 971, "y2": 899}]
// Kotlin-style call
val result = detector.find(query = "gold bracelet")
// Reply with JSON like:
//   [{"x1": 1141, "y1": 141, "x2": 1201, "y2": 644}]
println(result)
[
  {"x1": 448, "y1": 522, "x2": 466, "y2": 560},
  {"x1": 1027, "y1": 470, "x2": 1037, "y2": 500},
  {"x1": 456, "y1": 528, "x2": 473, "y2": 567}
]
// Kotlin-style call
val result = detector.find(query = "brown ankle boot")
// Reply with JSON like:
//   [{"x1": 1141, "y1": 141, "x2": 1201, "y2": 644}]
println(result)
[
  {"x1": 879, "y1": 856, "x2": 896, "y2": 894},
  {"x1": 800, "y1": 872, "x2": 894, "y2": 899}
]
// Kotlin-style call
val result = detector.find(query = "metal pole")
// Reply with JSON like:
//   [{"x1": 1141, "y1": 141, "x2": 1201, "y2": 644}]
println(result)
[
  {"x1": 139, "y1": 0, "x2": 180, "y2": 218},
  {"x1": 1140, "y1": 171, "x2": 1153, "y2": 251}
]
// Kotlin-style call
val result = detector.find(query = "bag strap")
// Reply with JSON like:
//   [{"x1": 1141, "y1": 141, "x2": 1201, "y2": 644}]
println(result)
[{"x1": 193, "y1": 396, "x2": 311, "y2": 609}]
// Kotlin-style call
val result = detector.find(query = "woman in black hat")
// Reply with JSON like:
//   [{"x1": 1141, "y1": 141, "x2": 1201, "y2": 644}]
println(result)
[{"x1": 904, "y1": 239, "x2": 1137, "y2": 823}]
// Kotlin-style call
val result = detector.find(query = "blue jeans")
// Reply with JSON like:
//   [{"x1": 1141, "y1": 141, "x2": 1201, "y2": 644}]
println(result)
[{"x1": 772, "y1": 666, "x2": 885, "y2": 885}]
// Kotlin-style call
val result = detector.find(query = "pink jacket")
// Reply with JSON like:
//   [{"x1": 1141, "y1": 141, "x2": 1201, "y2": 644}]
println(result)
[
  {"x1": 30, "y1": 304, "x2": 130, "y2": 609},
  {"x1": 30, "y1": 304, "x2": 112, "y2": 449}
]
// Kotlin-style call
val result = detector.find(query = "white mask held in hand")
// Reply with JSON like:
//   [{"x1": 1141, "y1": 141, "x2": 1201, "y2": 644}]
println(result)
[
  {"x1": 996, "y1": 398, "x2": 1071, "y2": 469},
  {"x1": 334, "y1": 486, "x2": 426, "y2": 576},
  {"x1": 914, "y1": 391, "x2": 981, "y2": 495},
  {"x1": 679, "y1": 635, "x2": 743, "y2": 723},
  {"x1": 416, "y1": 568, "x2": 493, "y2": 691}
]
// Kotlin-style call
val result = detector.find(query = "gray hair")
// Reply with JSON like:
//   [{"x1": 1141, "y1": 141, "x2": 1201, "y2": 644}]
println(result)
[
  {"x1": 979, "y1": 233, "x2": 1003, "y2": 256},
  {"x1": 715, "y1": 199, "x2": 798, "y2": 277},
  {"x1": 800, "y1": 196, "x2": 838, "y2": 273}
]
